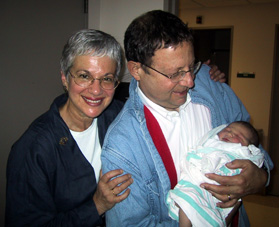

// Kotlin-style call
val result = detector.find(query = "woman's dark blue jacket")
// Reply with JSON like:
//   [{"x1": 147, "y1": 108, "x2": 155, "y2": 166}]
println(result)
[{"x1": 5, "y1": 94, "x2": 123, "y2": 227}]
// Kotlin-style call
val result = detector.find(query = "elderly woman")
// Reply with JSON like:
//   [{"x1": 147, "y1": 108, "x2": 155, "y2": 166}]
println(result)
[{"x1": 5, "y1": 29, "x2": 133, "y2": 226}]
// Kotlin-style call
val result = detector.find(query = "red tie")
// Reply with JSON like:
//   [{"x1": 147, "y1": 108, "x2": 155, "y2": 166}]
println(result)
[{"x1": 144, "y1": 106, "x2": 177, "y2": 189}]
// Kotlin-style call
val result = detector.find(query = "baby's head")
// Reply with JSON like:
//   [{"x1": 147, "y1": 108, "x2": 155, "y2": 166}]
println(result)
[{"x1": 217, "y1": 121, "x2": 259, "y2": 147}]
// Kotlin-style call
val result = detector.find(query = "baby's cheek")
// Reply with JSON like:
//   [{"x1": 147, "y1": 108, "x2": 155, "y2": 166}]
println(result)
[{"x1": 232, "y1": 137, "x2": 243, "y2": 145}]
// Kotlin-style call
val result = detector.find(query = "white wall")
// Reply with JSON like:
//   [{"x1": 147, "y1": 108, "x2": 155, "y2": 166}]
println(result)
[
  {"x1": 89, "y1": 0, "x2": 164, "y2": 46},
  {"x1": 180, "y1": 3, "x2": 279, "y2": 148},
  {"x1": 88, "y1": 0, "x2": 179, "y2": 46},
  {"x1": 88, "y1": 0, "x2": 173, "y2": 81}
]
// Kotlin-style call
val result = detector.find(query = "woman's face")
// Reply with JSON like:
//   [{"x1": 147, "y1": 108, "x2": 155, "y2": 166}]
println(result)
[{"x1": 61, "y1": 54, "x2": 117, "y2": 121}]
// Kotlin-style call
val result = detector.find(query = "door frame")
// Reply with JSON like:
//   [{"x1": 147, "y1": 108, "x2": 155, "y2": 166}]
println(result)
[
  {"x1": 190, "y1": 26, "x2": 233, "y2": 85},
  {"x1": 267, "y1": 24, "x2": 279, "y2": 195}
]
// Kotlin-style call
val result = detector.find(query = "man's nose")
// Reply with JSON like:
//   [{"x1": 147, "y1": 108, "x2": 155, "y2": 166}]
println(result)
[{"x1": 179, "y1": 72, "x2": 194, "y2": 88}]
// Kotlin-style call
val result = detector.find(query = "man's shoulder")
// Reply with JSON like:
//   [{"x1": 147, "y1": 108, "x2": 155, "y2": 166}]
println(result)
[
  {"x1": 102, "y1": 99, "x2": 144, "y2": 151},
  {"x1": 197, "y1": 64, "x2": 211, "y2": 77},
  {"x1": 195, "y1": 64, "x2": 219, "y2": 87},
  {"x1": 107, "y1": 101, "x2": 140, "y2": 133},
  {"x1": 192, "y1": 64, "x2": 231, "y2": 100}
]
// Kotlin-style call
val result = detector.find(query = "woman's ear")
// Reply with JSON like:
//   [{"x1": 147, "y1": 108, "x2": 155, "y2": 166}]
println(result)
[
  {"x1": 61, "y1": 71, "x2": 68, "y2": 92},
  {"x1": 127, "y1": 61, "x2": 142, "y2": 81}
]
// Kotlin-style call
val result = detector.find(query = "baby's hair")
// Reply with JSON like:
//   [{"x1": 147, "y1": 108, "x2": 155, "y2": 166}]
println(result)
[{"x1": 229, "y1": 121, "x2": 260, "y2": 147}]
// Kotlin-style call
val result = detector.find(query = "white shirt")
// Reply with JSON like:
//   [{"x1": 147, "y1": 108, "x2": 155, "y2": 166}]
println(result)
[
  {"x1": 70, "y1": 119, "x2": 102, "y2": 182},
  {"x1": 137, "y1": 83, "x2": 212, "y2": 180}
]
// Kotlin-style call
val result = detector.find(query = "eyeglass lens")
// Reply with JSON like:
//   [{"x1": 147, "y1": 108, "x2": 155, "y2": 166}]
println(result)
[
  {"x1": 171, "y1": 61, "x2": 201, "y2": 82},
  {"x1": 70, "y1": 72, "x2": 119, "y2": 90}
]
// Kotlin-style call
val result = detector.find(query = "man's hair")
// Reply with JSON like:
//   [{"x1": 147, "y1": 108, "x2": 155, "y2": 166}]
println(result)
[
  {"x1": 124, "y1": 10, "x2": 193, "y2": 66},
  {"x1": 229, "y1": 121, "x2": 260, "y2": 147}
]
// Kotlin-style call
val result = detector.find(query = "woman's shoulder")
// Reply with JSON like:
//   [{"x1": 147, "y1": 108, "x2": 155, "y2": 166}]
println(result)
[
  {"x1": 13, "y1": 112, "x2": 62, "y2": 149},
  {"x1": 13, "y1": 95, "x2": 69, "y2": 150}
]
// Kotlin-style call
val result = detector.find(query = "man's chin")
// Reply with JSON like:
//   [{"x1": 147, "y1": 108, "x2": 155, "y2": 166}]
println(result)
[
  {"x1": 163, "y1": 103, "x2": 183, "y2": 111},
  {"x1": 175, "y1": 97, "x2": 187, "y2": 106}
]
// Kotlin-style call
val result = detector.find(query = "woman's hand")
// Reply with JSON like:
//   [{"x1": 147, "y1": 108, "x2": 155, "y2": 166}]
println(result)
[
  {"x1": 204, "y1": 59, "x2": 226, "y2": 83},
  {"x1": 93, "y1": 169, "x2": 133, "y2": 215},
  {"x1": 200, "y1": 159, "x2": 267, "y2": 208}
]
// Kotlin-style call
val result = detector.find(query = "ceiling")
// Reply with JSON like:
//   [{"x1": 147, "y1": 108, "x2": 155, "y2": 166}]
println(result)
[{"x1": 179, "y1": 0, "x2": 279, "y2": 10}]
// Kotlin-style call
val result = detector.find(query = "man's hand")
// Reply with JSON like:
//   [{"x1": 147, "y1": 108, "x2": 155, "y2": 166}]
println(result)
[
  {"x1": 93, "y1": 169, "x2": 133, "y2": 215},
  {"x1": 225, "y1": 201, "x2": 241, "y2": 225},
  {"x1": 200, "y1": 159, "x2": 267, "y2": 208},
  {"x1": 204, "y1": 59, "x2": 226, "y2": 83}
]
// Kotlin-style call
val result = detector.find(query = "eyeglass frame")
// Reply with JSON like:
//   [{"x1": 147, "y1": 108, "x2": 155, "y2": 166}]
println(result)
[
  {"x1": 68, "y1": 71, "x2": 120, "y2": 90},
  {"x1": 141, "y1": 61, "x2": 201, "y2": 83}
]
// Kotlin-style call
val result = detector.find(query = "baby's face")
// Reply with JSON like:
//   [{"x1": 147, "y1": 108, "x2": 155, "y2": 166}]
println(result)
[{"x1": 217, "y1": 123, "x2": 252, "y2": 146}]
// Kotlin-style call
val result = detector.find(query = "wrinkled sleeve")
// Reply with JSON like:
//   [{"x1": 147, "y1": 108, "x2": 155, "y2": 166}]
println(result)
[
  {"x1": 101, "y1": 117, "x2": 176, "y2": 227},
  {"x1": 102, "y1": 150, "x2": 176, "y2": 227},
  {"x1": 6, "y1": 136, "x2": 102, "y2": 227}
]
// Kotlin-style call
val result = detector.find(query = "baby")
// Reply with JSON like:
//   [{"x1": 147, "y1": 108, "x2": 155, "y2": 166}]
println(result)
[{"x1": 167, "y1": 121, "x2": 264, "y2": 227}]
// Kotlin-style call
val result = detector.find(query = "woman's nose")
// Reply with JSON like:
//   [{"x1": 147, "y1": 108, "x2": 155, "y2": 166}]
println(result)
[{"x1": 88, "y1": 79, "x2": 103, "y2": 95}]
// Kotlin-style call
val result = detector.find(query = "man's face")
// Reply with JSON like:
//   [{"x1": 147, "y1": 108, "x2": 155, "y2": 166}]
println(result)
[{"x1": 136, "y1": 41, "x2": 195, "y2": 111}]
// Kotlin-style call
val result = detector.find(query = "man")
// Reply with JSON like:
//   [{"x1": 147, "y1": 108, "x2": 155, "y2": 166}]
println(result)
[{"x1": 101, "y1": 10, "x2": 273, "y2": 226}]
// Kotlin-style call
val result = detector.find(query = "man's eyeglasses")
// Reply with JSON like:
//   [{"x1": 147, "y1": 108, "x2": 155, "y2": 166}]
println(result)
[
  {"x1": 142, "y1": 61, "x2": 201, "y2": 83},
  {"x1": 69, "y1": 72, "x2": 120, "y2": 90}
]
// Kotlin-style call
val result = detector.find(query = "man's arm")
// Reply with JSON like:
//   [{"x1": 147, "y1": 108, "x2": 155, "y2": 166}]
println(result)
[
  {"x1": 102, "y1": 146, "x2": 176, "y2": 226},
  {"x1": 195, "y1": 65, "x2": 273, "y2": 208},
  {"x1": 101, "y1": 111, "x2": 177, "y2": 227},
  {"x1": 201, "y1": 160, "x2": 268, "y2": 208}
]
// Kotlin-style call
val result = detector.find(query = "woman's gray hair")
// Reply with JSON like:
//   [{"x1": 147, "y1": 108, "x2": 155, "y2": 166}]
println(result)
[{"x1": 60, "y1": 29, "x2": 123, "y2": 79}]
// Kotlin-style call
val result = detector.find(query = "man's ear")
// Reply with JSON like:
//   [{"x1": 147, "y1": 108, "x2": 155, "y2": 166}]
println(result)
[{"x1": 127, "y1": 61, "x2": 142, "y2": 81}]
